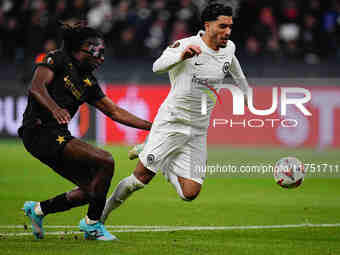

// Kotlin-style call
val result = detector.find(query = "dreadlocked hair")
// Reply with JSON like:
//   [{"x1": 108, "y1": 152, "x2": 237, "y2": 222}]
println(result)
[
  {"x1": 201, "y1": 2, "x2": 233, "y2": 23},
  {"x1": 58, "y1": 21, "x2": 103, "y2": 53}
]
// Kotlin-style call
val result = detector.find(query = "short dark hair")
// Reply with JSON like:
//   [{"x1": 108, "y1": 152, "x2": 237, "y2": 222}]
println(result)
[
  {"x1": 59, "y1": 21, "x2": 103, "y2": 53},
  {"x1": 201, "y1": 3, "x2": 233, "y2": 23}
]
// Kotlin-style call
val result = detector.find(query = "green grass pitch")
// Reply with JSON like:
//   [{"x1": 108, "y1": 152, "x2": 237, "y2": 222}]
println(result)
[{"x1": 0, "y1": 139, "x2": 340, "y2": 255}]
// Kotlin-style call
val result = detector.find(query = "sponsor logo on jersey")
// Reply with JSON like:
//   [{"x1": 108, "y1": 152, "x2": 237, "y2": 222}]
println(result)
[{"x1": 64, "y1": 75, "x2": 82, "y2": 100}]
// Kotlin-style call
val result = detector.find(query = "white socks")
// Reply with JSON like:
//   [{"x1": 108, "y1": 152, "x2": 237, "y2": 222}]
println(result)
[
  {"x1": 100, "y1": 174, "x2": 145, "y2": 223},
  {"x1": 167, "y1": 171, "x2": 190, "y2": 201}
]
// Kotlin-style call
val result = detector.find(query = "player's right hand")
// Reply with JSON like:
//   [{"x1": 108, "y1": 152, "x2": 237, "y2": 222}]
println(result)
[
  {"x1": 181, "y1": 45, "x2": 201, "y2": 61},
  {"x1": 52, "y1": 107, "x2": 71, "y2": 124}
]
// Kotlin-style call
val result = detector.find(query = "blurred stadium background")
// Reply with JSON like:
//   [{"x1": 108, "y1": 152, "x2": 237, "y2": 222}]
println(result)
[
  {"x1": 1, "y1": 1, "x2": 340, "y2": 253},
  {"x1": 0, "y1": 0, "x2": 339, "y2": 148}
]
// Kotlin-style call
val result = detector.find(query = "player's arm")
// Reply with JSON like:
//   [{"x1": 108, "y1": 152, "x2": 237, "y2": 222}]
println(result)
[
  {"x1": 153, "y1": 43, "x2": 201, "y2": 73},
  {"x1": 229, "y1": 55, "x2": 250, "y2": 105},
  {"x1": 94, "y1": 96, "x2": 152, "y2": 130},
  {"x1": 29, "y1": 66, "x2": 71, "y2": 124}
]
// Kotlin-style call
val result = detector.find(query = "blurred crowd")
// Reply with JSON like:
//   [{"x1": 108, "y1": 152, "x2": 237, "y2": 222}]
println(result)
[
  {"x1": 0, "y1": 0, "x2": 339, "y2": 66},
  {"x1": 239, "y1": 0, "x2": 340, "y2": 64}
]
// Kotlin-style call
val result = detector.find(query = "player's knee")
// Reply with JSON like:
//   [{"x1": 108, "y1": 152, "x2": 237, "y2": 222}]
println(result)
[
  {"x1": 181, "y1": 195, "x2": 198, "y2": 202},
  {"x1": 181, "y1": 189, "x2": 200, "y2": 201},
  {"x1": 98, "y1": 151, "x2": 115, "y2": 177}
]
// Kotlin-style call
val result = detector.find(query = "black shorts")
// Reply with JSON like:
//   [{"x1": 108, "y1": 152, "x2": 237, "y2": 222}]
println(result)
[{"x1": 20, "y1": 125, "x2": 74, "y2": 170}]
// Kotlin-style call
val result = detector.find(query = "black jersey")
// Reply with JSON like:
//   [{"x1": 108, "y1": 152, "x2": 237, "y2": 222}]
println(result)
[{"x1": 21, "y1": 49, "x2": 105, "y2": 129}]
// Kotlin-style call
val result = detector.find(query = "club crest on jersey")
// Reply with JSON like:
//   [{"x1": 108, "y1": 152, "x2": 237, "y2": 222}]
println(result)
[
  {"x1": 223, "y1": 62, "x2": 230, "y2": 74},
  {"x1": 169, "y1": 41, "x2": 180, "y2": 48},
  {"x1": 147, "y1": 154, "x2": 155, "y2": 165}
]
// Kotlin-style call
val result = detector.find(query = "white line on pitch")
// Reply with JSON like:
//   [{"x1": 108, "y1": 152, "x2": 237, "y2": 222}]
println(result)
[
  {"x1": 0, "y1": 225, "x2": 183, "y2": 229},
  {"x1": 0, "y1": 231, "x2": 82, "y2": 237},
  {"x1": 1, "y1": 223, "x2": 340, "y2": 237}
]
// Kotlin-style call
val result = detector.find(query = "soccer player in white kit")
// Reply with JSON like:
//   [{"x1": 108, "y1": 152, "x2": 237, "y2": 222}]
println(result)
[{"x1": 101, "y1": 3, "x2": 250, "y2": 223}]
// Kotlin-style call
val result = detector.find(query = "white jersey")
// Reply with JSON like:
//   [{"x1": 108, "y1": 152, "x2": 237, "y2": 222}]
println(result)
[{"x1": 152, "y1": 31, "x2": 249, "y2": 134}]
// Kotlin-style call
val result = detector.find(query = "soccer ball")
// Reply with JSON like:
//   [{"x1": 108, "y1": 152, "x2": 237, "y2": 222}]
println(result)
[{"x1": 274, "y1": 157, "x2": 305, "y2": 189}]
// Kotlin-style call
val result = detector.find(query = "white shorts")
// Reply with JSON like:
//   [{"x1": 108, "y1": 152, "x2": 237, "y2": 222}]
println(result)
[{"x1": 139, "y1": 123, "x2": 207, "y2": 185}]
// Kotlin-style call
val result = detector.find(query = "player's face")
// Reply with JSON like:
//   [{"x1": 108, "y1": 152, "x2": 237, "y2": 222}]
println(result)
[
  {"x1": 207, "y1": 16, "x2": 233, "y2": 49},
  {"x1": 80, "y1": 37, "x2": 105, "y2": 71}
]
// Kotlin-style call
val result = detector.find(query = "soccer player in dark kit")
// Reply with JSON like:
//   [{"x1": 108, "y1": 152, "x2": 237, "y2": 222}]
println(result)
[{"x1": 18, "y1": 22, "x2": 152, "y2": 241}]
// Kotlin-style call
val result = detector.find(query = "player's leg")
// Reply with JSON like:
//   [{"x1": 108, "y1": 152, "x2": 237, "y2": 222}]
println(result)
[
  {"x1": 125, "y1": 139, "x2": 204, "y2": 201},
  {"x1": 62, "y1": 139, "x2": 114, "y2": 216},
  {"x1": 24, "y1": 186, "x2": 90, "y2": 238},
  {"x1": 34, "y1": 138, "x2": 114, "y2": 220},
  {"x1": 101, "y1": 127, "x2": 192, "y2": 222},
  {"x1": 179, "y1": 177, "x2": 202, "y2": 200},
  {"x1": 21, "y1": 128, "x2": 92, "y2": 239},
  {"x1": 100, "y1": 160, "x2": 154, "y2": 222},
  {"x1": 127, "y1": 143, "x2": 199, "y2": 200},
  {"x1": 167, "y1": 133, "x2": 206, "y2": 201},
  {"x1": 167, "y1": 172, "x2": 201, "y2": 201},
  {"x1": 61, "y1": 139, "x2": 117, "y2": 240},
  {"x1": 101, "y1": 128, "x2": 190, "y2": 222},
  {"x1": 35, "y1": 187, "x2": 88, "y2": 216},
  {"x1": 28, "y1": 138, "x2": 116, "y2": 240}
]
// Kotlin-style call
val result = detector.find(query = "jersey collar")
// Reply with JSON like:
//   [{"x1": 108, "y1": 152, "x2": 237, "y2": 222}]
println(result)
[
  {"x1": 197, "y1": 30, "x2": 222, "y2": 54},
  {"x1": 68, "y1": 52, "x2": 92, "y2": 74}
]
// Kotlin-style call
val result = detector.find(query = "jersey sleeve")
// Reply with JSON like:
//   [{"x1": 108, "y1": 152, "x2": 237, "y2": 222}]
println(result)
[
  {"x1": 228, "y1": 43, "x2": 249, "y2": 96},
  {"x1": 85, "y1": 77, "x2": 106, "y2": 105},
  {"x1": 152, "y1": 39, "x2": 187, "y2": 73},
  {"x1": 35, "y1": 51, "x2": 65, "y2": 74}
]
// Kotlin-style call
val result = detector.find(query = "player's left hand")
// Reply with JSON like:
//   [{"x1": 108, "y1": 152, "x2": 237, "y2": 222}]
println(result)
[{"x1": 181, "y1": 45, "x2": 201, "y2": 61}]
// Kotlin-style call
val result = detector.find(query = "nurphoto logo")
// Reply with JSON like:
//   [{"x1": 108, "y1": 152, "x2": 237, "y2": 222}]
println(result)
[{"x1": 193, "y1": 77, "x2": 312, "y2": 128}]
